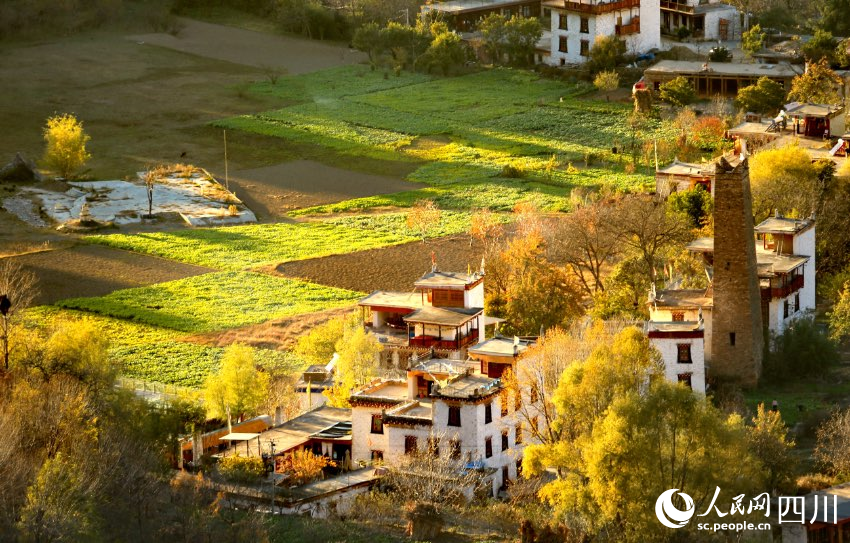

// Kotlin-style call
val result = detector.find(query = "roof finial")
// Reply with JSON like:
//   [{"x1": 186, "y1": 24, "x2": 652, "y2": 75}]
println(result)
[{"x1": 431, "y1": 251, "x2": 437, "y2": 272}]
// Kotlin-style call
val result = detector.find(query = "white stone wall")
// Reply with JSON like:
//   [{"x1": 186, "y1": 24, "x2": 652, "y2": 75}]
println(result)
[
  {"x1": 548, "y1": 0, "x2": 661, "y2": 66},
  {"x1": 648, "y1": 307, "x2": 713, "y2": 361},
  {"x1": 702, "y1": 5, "x2": 740, "y2": 40},
  {"x1": 649, "y1": 335, "x2": 707, "y2": 393},
  {"x1": 351, "y1": 405, "x2": 389, "y2": 464},
  {"x1": 793, "y1": 227, "x2": 816, "y2": 314},
  {"x1": 465, "y1": 283, "x2": 485, "y2": 309}
]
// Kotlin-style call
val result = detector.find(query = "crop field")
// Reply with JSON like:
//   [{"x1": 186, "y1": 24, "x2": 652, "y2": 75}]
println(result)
[
  {"x1": 57, "y1": 271, "x2": 362, "y2": 333},
  {"x1": 25, "y1": 307, "x2": 303, "y2": 388},
  {"x1": 217, "y1": 66, "x2": 663, "y2": 214},
  {"x1": 86, "y1": 212, "x2": 479, "y2": 270}
]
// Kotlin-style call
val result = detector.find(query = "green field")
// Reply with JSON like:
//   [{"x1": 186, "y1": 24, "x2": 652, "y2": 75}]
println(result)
[
  {"x1": 216, "y1": 66, "x2": 662, "y2": 215},
  {"x1": 57, "y1": 271, "x2": 361, "y2": 333},
  {"x1": 86, "y1": 212, "x2": 476, "y2": 270},
  {"x1": 25, "y1": 306, "x2": 303, "y2": 388}
]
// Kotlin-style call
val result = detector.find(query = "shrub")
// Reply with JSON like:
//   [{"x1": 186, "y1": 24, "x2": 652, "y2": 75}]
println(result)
[
  {"x1": 708, "y1": 46, "x2": 732, "y2": 62},
  {"x1": 500, "y1": 164, "x2": 526, "y2": 178},
  {"x1": 667, "y1": 185, "x2": 713, "y2": 228},
  {"x1": 658, "y1": 76, "x2": 696, "y2": 107},
  {"x1": 676, "y1": 26, "x2": 691, "y2": 40},
  {"x1": 587, "y1": 36, "x2": 626, "y2": 73},
  {"x1": 593, "y1": 70, "x2": 620, "y2": 92},
  {"x1": 796, "y1": 473, "x2": 837, "y2": 494},
  {"x1": 763, "y1": 318, "x2": 838, "y2": 382},
  {"x1": 218, "y1": 454, "x2": 265, "y2": 484},
  {"x1": 689, "y1": 116, "x2": 727, "y2": 151},
  {"x1": 736, "y1": 76, "x2": 786, "y2": 115}
]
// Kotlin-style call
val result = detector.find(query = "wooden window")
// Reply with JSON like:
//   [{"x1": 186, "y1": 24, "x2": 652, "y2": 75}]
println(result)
[
  {"x1": 371, "y1": 450, "x2": 384, "y2": 462},
  {"x1": 558, "y1": 36, "x2": 568, "y2": 53},
  {"x1": 580, "y1": 17, "x2": 589, "y2": 33},
  {"x1": 580, "y1": 39, "x2": 589, "y2": 56},
  {"x1": 449, "y1": 439, "x2": 461, "y2": 460},
  {"x1": 501, "y1": 430, "x2": 509, "y2": 452},
  {"x1": 678, "y1": 373, "x2": 693, "y2": 389},
  {"x1": 501, "y1": 466, "x2": 510, "y2": 489},
  {"x1": 795, "y1": 293, "x2": 800, "y2": 313},
  {"x1": 558, "y1": 13, "x2": 568, "y2": 30},
  {"x1": 677, "y1": 344, "x2": 692, "y2": 364},
  {"x1": 428, "y1": 437, "x2": 440, "y2": 457},
  {"x1": 500, "y1": 391, "x2": 509, "y2": 416},
  {"x1": 516, "y1": 459, "x2": 523, "y2": 476},
  {"x1": 514, "y1": 391, "x2": 522, "y2": 411},
  {"x1": 484, "y1": 402, "x2": 492, "y2": 424},
  {"x1": 672, "y1": 311, "x2": 685, "y2": 322},
  {"x1": 729, "y1": 332, "x2": 736, "y2": 346},
  {"x1": 370, "y1": 414, "x2": 384, "y2": 434},
  {"x1": 530, "y1": 384, "x2": 539, "y2": 404},
  {"x1": 485, "y1": 437, "x2": 493, "y2": 458},
  {"x1": 431, "y1": 289, "x2": 464, "y2": 308},
  {"x1": 783, "y1": 300, "x2": 789, "y2": 319},
  {"x1": 404, "y1": 435, "x2": 418, "y2": 455},
  {"x1": 515, "y1": 423, "x2": 523, "y2": 444},
  {"x1": 448, "y1": 406, "x2": 461, "y2": 427}
]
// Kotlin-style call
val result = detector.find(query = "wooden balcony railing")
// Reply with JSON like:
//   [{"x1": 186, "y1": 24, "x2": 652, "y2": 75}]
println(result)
[
  {"x1": 615, "y1": 17, "x2": 640, "y2": 35},
  {"x1": 660, "y1": 0, "x2": 695, "y2": 12},
  {"x1": 767, "y1": 274, "x2": 804, "y2": 300},
  {"x1": 408, "y1": 330, "x2": 479, "y2": 350},
  {"x1": 556, "y1": 0, "x2": 641, "y2": 15}
]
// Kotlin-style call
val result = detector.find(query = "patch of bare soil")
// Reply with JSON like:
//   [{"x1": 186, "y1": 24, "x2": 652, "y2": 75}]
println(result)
[
  {"x1": 184, "y1": 305, "x2": 355, "y2": 351},
  {"x1": 228, "y1": 160, "x2": 423, "y2": 219},
  {"x1": 129, "y1": 18, "x2": 366, "y2": 75},
  {"x1": 6, "y1": 245, "x2": 213, "y2": 305},
  {"x1": 270, "y1": 236, "x2": 485, "y2": 293}
]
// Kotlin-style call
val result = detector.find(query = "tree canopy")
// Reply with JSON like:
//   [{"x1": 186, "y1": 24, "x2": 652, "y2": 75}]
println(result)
[
  {"x1": 736, "y1": 76, "x2": 786, "y2": 115},
  {"x1": 203, "y1": 343, "x2": 269, "y2": 423},
  {"x1": 42, "y1": 113, "x2": 90, "y2": 180},
  {"x1": 788, "y1": 59, "x2": 843, "y2": 105}
]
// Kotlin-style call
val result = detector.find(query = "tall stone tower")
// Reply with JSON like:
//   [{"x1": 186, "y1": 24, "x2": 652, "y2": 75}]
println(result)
[{"x1": 710, "y1": 157, "x2": 763, "y2": 387}]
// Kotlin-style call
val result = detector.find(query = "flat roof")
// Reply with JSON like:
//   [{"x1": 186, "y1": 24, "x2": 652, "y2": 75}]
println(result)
[
  {"x1": 279, "y1": 467, "x2": 380, "y2": 502},
  {"x1": 359, "y1": 290, "x2": 423, "y2": 310},
  {"x1": 410, "y1": 357, "x2": 474, "y2": 375},
  {"x1": 385, "y1": 399, "x2": 434, "y2": 422},
  {"x1": 467, "y1": 336, "x2": 532, "y2": 358},
  {"x1": 414, "y1": 270, "x2": 483, "y2": 289},
  {"x1": 785, "y1": 102, "x2": 844, "y2": 118},
  {"x1": 433, "y1": 373, "x2": 501, "y2": 400},
  {"x1": 404, "y1": 306, "x2": 482, "y2": 326},
  {"x1": 757, "y1": 251, "x2": 810, "y2": 275},
  {"x1": 657, "y1": 159, "x2": 714, "y2": 177},
  {"x1": 351, "y1": 380, "x2": 409, "y2": 401},
  {"x1": 261, "y1": 405, "x2": 352, "y2": 454},
  {"x1": 421, "y1": 0, "x2": 532, "y2": 14},
  {"x1": 755, "y1": 215, "x2": 815, "y2": 234},
  {"x1": 652, "y1": 289, "x2": 713, "y2": 309},
  {"x1": 645, "y1": 60, "x2": 800, "y2": 78},
  {"x1": 687, "y1": 237, "x2": 714, "y2": 253},
  {"x1": 648, "y1": 321, "x2": 703, "y2": 333}
]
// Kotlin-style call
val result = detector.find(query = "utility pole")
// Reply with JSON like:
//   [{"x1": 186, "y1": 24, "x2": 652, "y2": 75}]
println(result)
[
  {"x1": 223, "y1": 129, "x2": 229, "y2": 191},
  {"x1": 269, "y1": 440, "x2": 277, "y2": 514}
]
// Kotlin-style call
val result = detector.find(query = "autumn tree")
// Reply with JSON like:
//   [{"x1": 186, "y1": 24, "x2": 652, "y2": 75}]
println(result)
[
  {"x1": 468, "y1": 208, "x2": 504, "y2": 253},
  {"x1": 788, "y1": 58, "x2": 843, "y2": 105},
  {"x1": 747, "y1": 404, "x2": 797, "y2": 493},
  {"x1": 667, "y1": 185, "x2": 713, "y2": 229},
  {"x1": 549, "y1": 200, "x2": 620, "y2": 295},
  {"x1": 294, "y1": 312, "x2": 358, "y2": 366},
  {"x1": 749, "y1": 144, "x2": 820, "y2": 220},
  {"x1": 0, "y1": 259, "x2": 37, "y2": 371},
  {"x1": 276, "y1": 449, "x2": 335, "y2": 486},
  {"x1": 612, "y1": 195, "x2": 692, "y2": 285},
  {"x1": 485, "y1": 232, "x2": 583, "y2": 336},
  {"x1": 204, "y1": 344, "x2": 270, "y2": 424},
  {"x1": 323, "y1": 325, "x2": 383, "y2": 408},
  {"x1": 802, "y1": 29, "x2": 837, "y2": 63},
  {"x1": 736, "y1": 76, "x2": 786, "y2": 114},
  {"x1": 406, "y1": 199, "x2": 442, "y2": 242},
  {"x1": 43, "y1": 113, "x2": 91, "y2": 179},
  {"x1": 593, "y1": 70, "x2": 619, "y2": 93},
  {"x1": 815, "y1": 408, "x2": 850, "y2": 477},
  {"x1": 741, "y1": 24, "x2": 765, "y2": 57}
]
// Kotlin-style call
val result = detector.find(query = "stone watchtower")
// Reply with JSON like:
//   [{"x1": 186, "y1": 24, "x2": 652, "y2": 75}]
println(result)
[{"x1": 710, "y1": 157, "x2": 763, "y2": 387}]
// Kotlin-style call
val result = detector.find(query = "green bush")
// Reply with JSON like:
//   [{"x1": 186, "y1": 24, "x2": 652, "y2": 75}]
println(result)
[
  {"x1": 763, "y1": 318, "x2": 839, "y2": 382},
  {"x1": 736, "y1": 77, "x2": 786, "y2": 115},
  {"x1": 218, "y1": 454, "x2": 265, "y2": 484},
  {"x1": 676, "y1": 26, "x2": 691, "y2": 40},
  {"x1": 708, "y1": 46, "x2": 731, "y2": 62},
  {"x1": 658, "y1": 76, "x2": 696, "y2": 107}
]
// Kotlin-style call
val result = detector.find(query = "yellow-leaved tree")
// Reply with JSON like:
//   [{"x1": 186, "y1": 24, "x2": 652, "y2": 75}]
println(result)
[
  {"x1": 43, "y1": 113, "x2": 91, "y2": 179},
  {"x1": 749, "y1": 145, "x2": 819, "y2": 221},
  {"x1": 204, "y1": 344, "x2": 269, "y2": 424},
  {"x1": 323, "y1": 325, "x2": 383, "y2": 408}
]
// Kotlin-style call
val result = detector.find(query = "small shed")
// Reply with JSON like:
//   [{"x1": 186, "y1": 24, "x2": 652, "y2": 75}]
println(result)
[{"x1": 784, "y1": 102, "x2": 847, "y2": 139}]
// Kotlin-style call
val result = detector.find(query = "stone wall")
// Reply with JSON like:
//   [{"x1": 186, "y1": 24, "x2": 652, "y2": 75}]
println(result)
[{"x1": 709, "y1": 158, "x2": 763, "y2": 387}]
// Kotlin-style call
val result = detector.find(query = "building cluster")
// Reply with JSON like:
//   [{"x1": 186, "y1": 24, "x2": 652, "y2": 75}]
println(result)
[{"x1": 420, "y1": 0, "x2": 741, "y2": 66}]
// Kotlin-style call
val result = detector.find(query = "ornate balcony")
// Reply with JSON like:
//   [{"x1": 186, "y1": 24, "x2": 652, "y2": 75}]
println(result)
[
  {"x1": 546, "y1": 0, "x2": 641, "y2": 15},
  {"x1": 615, "y1": 17, "x2": 640, "y2": 35}
]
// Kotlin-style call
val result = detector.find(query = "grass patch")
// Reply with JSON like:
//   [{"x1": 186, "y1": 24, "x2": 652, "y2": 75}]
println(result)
[{"x1": 57, "y1": 272, "x2": 362, "y2": 333}]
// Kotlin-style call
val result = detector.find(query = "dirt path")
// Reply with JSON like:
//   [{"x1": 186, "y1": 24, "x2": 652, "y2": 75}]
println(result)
[
  {"x1": 269, "y1": 236, "x2": 485, "y2": 294},
  {"x1": 6, "y1": 245, "x2": 213, "y2": 305},
  {"x1": 129, "y1": 18, "x2": 366, "y2": 74}
]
